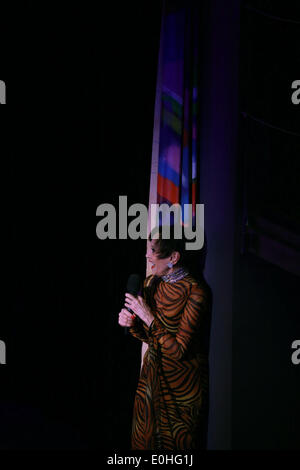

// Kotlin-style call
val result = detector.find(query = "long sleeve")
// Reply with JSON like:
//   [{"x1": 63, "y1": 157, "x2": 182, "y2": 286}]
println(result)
[
  {"x1": 148, "y1": 283, "x2": 207, "y2": 360},
  {"x1": 129, "y1": 318, "x2": 150, "y2": 343},
  {"x1": 129, "y1": 275, "x2": 158, "y2": 343}
]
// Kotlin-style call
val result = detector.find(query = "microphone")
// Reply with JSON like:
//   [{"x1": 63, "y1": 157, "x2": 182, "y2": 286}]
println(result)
[{"x1": 124, "y1": 273, "x2": 141, "y2": 335}]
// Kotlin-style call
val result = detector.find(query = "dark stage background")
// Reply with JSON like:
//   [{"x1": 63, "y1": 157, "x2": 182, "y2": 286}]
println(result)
[
  {"x1": 1, "y1": 0, "x2": 299, "y2": 452},
  {"x1": 1, "y1": 2, "x2": 162, "y2": 450}
]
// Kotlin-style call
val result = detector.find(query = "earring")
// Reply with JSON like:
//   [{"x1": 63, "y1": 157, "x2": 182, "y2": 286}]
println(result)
[{"x1": 167, "y1": 262, "x2": 173, "y2": 269}]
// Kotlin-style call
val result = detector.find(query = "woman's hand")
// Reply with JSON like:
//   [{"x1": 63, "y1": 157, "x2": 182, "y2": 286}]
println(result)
[
  {"x1": 118, "y1": 308, "x2": 136, "y2": 328},
  {"x1": 124, "y1": 293, "x2": 154, "y2": 327}
]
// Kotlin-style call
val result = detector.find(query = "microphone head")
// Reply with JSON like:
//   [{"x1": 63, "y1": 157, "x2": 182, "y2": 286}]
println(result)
[{"x1": 126, "y1": 273, "x2": 141, "y2": 296}]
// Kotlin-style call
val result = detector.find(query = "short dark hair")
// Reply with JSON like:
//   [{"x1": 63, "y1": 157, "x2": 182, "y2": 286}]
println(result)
[
  {"x1": 150, "y1": 225, "x2": 195, "y2": 268},
  {"x1": 148, "y1": 225, "x2": 206, "y2": 280},
  {"x1": 148, "y1": 225, "x2": 183, "y2": 261}
]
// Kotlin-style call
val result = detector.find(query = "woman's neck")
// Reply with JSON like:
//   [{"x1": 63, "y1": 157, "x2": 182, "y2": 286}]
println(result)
[{"x1": 161, "y1": 266, "x2": 188, "y2": 283}]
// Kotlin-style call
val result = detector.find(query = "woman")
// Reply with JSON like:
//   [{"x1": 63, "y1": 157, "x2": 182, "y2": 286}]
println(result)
[{"x1": 118, "y1": 227, "x2": 211, "y2": 450}]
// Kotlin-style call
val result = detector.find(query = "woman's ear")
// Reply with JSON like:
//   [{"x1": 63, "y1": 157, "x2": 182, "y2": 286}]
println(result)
[{"x1": 171, "y1": 251, "x2": 181, "y2": 266}]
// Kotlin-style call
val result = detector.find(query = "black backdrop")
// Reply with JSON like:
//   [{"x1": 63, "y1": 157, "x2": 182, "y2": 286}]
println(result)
[{"x1": 1, "y1": 2, "x2": 162, "y2": 449}]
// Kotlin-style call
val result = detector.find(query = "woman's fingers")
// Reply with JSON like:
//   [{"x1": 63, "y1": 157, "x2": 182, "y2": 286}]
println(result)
[
  {"x1": 121, "y1": 308, "x2": 134, "y2": 318},
  {"x1": 125, "y1": 300, "x2": 135, "y2": 310},
  {"x1": 125, "y1": 293, "x2": 138, "y2": 310},
  {"x1": 118, "y1": 315, "x2": 129, "y2": 327},
  {"x1": 118, "y1": 308, "x2": 135, "y2": 327}
]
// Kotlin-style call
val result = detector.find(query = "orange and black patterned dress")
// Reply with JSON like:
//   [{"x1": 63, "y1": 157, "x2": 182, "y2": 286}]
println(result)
[{"x1": 129, "y1": 273, "x2": 211, "y2": 450}]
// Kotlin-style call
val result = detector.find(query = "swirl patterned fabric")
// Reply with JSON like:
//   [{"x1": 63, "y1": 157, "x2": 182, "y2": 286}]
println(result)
[{"x1": 129, "y1": 274, "x2": 210, "y2": 450}]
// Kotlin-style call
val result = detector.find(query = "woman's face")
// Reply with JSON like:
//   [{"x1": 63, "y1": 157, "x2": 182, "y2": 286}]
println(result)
[{"x1": 146, "y1": 239, "x2": 173, "y2": 277}]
